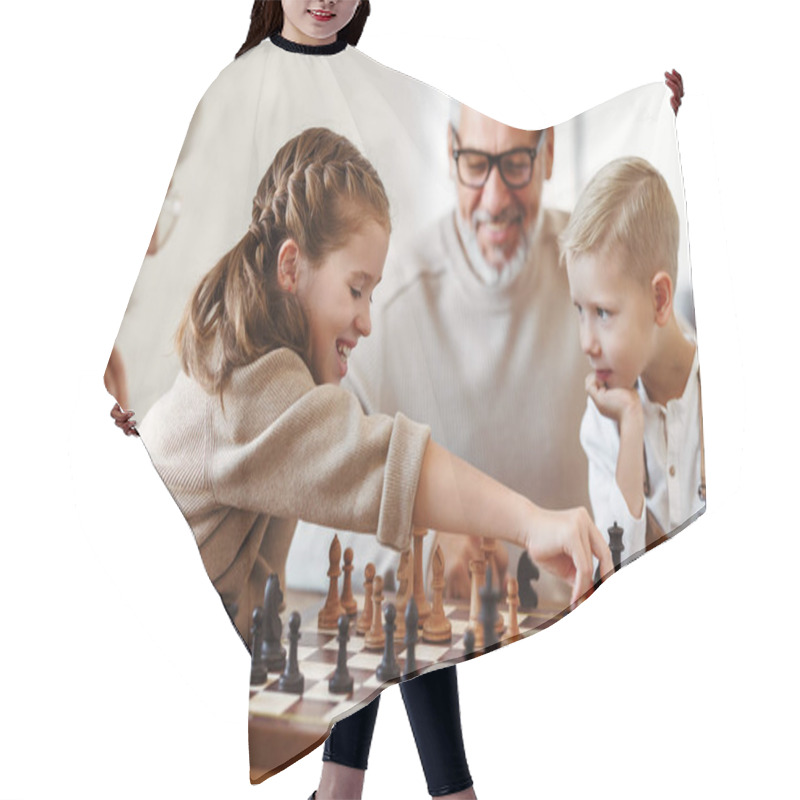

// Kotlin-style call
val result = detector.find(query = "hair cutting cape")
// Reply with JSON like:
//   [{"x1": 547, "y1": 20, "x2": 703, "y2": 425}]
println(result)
[{"x1": 110, "y1": 35, "x2": 704, "y2": 783}]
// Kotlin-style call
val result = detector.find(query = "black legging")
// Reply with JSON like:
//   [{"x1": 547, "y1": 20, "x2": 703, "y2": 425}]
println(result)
[{"x1": 323, "y1": 665, "x2": 473, "y2": 797}]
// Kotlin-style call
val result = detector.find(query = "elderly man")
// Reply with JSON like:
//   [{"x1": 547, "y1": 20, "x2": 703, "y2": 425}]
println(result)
[{"x1": 345, "y1": 104, "x2": 589, "y2": 605}]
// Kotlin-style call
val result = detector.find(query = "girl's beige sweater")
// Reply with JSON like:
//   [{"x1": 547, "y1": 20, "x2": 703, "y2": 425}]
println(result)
[{"x1": 139, "y1": 348, "x2": 430, "y2": 643}]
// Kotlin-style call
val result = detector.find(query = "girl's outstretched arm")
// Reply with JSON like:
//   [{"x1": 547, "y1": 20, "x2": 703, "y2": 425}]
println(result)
[{"x1": 413, "y1": 440, "x2": 613, "y2": 604}]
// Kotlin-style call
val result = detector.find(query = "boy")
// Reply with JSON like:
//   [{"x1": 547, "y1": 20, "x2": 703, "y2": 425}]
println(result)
[{"x1": 560, "y1": 156, "x2": 705, "y2": 564}]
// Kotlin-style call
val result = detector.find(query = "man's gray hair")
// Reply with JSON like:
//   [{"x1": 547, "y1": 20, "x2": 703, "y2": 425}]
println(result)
[{"x1": 449, "y1": 98, "x2": 462, "y2": 132}]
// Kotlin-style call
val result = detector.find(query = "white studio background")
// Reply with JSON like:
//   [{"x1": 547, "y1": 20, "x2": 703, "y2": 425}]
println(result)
[{"x1": 0, "y1": 2, "x2": 796, "y2": 799}]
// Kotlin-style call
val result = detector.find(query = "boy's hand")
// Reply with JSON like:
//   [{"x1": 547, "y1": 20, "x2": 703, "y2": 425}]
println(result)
[
  {"x1": 524, "y1": 506, "x2": 612, "y2": 605},
  {"x1": 585, "y1": 373, "x2": 642, "y2": 424}
]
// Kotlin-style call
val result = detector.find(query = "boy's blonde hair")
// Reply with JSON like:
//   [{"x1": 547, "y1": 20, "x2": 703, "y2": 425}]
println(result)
[
  {"x1": 560, "y1": 156, "x2": 679, "y2": 285},
  {"x1": 177, "y1": 127, "x2": 391, "y2": 395}
]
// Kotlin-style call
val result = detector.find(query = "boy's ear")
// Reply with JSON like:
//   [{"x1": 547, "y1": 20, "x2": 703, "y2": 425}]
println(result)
[
  {"x1": 651, "y1": 270, "x2": 674, "y2": 325},
  {"x1": 277, "y1": 239, "x2": 301, "y2": 292}
]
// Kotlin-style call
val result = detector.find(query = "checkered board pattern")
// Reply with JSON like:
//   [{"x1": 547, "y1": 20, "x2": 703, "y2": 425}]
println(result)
[{"x1": 249, "y1": 594, "x2": 565, "y2": 728}]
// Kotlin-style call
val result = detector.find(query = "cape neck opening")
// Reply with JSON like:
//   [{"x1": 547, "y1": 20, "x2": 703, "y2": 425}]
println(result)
[{"x1": 270, "y1": 33, "x2": 348, "y2": 56}]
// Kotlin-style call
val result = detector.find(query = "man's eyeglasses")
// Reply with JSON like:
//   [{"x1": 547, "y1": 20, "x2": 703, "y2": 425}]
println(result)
[{"x1": 451, "y1": 126, "x2": 547, "y2": 190}]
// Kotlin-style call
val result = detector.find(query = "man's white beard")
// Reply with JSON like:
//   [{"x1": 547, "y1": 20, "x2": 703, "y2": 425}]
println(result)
[{"x1": 456, "y1": 212, "x2": 534, "y2": 288}]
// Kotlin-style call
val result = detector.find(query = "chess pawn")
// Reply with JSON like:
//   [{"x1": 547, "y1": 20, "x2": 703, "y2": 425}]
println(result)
[
  {"x1": 356, "y1": 563, "x2": 375, "y2": 635},
  {"x1": 376, "y1": 604, "x2": 401, "y2": 682},
  {"x1": 422, "y1": 544, "x2": 452, "y2": 643},
  {"x1": 340, "y1": 546, "x2": 358, "y2": 617},
  {"x1": 365, "y1": 575, "x2": 386, "y2": 650},
  {"x1": 468, "y1": 557, "x2": 486, "y2": 648},
  {"x1": 412, "y1": 527, "x2": 432, "y2": 625},
  {"x1": 319, "y1": 534, "x2": 346, "y2": 630},
  {"x1": 329, "y1": 614, "x2": 354, "y2": 695},
  {"x1": 278, "y1": 611, "x2": 304, "y2": 694},
  {"x1": 506, "y1": 577, "x2": 520, "y2": 639}
]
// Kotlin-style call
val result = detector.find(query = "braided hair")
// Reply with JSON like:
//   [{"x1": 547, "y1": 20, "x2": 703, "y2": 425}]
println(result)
[
  {"x1": 177, "y1": 127, "x2": 390, "y2": 395},
  {"x1": 236, "y1": 1, "x2": 371, "y2": 59}
]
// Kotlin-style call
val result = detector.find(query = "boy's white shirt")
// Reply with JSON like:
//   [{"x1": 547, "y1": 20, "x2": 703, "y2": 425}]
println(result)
[{"x1": 580, "y1": 344, "x2": 704, "y2": 560}]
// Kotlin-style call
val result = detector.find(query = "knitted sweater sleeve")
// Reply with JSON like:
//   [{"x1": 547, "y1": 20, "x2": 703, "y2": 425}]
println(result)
[{"x1": 210, "y1": 349, "x2": 430, "y2": 553}]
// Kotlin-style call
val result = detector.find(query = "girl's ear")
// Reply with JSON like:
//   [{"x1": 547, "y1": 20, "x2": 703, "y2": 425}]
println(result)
[
  {"x1": 651, "y1": 270, "x2": 674, "y2": 325},
  {"x1": 277, "y1": 239, "x2": 301, "y2": 292}
]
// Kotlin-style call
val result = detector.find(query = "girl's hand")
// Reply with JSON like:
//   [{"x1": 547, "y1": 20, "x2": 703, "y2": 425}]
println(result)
[
  {"x1": 111, "y1": 403, "x2": 139, "y2": 437},
  {"x1": 525, "y1": 506, "x2": 612, "y2": 605},
  {"x1": 665, "y1": 69, "x2": 684, "y2": 115},
  {"x1": 585, "y1": 373, "x2": 642, "y2": 425}
]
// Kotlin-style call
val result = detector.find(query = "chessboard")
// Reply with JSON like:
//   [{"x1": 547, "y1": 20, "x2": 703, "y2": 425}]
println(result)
[{"x1": 249, "y1": 530, "x2": 567, "y2": 782}]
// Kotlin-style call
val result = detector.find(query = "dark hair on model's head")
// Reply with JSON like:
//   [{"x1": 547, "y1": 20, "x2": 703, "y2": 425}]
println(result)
[{"x1": 236, "y1": 1, "x2": 371, "y2": 58}]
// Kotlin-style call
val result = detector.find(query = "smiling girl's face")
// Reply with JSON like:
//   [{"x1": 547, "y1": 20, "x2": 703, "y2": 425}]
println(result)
[
  {"x1": 281, "y1": 1, "x2": 361, "y2": 46},
  {"x1": 280, "y1": 218, "x2": 388, "y2": 385}
]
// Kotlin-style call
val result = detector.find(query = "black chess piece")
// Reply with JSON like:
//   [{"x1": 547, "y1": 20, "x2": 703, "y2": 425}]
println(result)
[
  {"x1": 516, "y1": 550, "x2": 539, "y2": 610},
  {"x1": 609, "y1": 521, "x2": 624, "y2": 572},
  {"x1": 479, "y1": 565, "x2": 500, "y2": 649},
  {"x1": 263, "y1": 573, "x2": 287, "y2": 673},
  {"x1": 403, "y1": 597, "x2": 418, "y2": 678},
  {"x1": 278, "y1": 611, "x2": 304, "y2": 693},
  {"x1": 462, "y1": 628, "x2": 476, "y2": 659},
  {"x1": 377, "y1": 604, "x2": 400, "y2": 682},
  {"x1": 250, "y1": 606, "x2": 268, "y2": 685},
  {"x1": 329, "y1": 614, "x2": 354, "y2": 694}
]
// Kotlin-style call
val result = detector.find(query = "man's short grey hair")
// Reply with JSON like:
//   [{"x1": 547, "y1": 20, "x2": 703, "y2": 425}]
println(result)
[{"x1": 449, "y1": 99, "x2": 462, "y2": 132}]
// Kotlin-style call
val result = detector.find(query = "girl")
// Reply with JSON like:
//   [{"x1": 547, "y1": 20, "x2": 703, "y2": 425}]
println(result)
[{"x1": 138, "y1": 125, "x2": 610, "y2": 797}]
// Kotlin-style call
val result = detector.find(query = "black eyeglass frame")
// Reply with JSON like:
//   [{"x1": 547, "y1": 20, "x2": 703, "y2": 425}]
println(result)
[{"x1": 450, "y1": 126, "x2": 547, "y2": 190}]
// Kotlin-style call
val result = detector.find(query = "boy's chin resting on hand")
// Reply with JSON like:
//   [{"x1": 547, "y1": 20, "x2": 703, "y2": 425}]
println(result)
[{"x1": 584, "y1": 372, "x2": 642, "y2": 424}]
